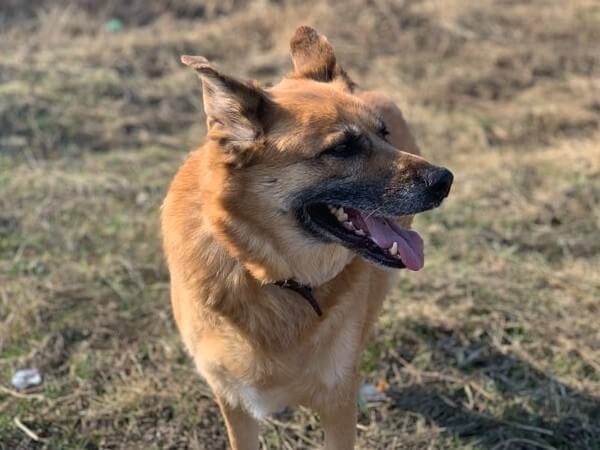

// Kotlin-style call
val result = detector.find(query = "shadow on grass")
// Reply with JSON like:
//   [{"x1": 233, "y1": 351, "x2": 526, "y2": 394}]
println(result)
[{"x1": 386, "y1": 322, "x2": 600, "y2": 450}]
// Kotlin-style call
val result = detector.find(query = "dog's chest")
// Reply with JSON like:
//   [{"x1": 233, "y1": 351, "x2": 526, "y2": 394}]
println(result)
[
  {"x1": 237, "y1": 384, "x2": 292, "y2": 419},
  {"x1": 312, "y1": 314, "x2": 361, "y2": 388},
  {"x1": 233, "y1": 312, "x2": 362, "y2": 418}
]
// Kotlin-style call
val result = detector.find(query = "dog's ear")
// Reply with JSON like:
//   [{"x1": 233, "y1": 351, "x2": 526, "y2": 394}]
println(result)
[
  {"x1": 181, "y1": 55, "x2": 268, "y2": 161},
  {"x1": 289, "y1": 26, "x2": 355, "y2": 90}
]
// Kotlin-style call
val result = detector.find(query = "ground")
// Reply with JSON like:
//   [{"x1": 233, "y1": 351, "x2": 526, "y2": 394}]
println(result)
[{"x1": 1, "y1": 0, "x2": 600, "y2": 449}]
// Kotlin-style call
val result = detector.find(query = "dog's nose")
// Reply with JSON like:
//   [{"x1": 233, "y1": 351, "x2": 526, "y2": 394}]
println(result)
[{"x1": 424, "y1": 167, "x2": 453, "y2": 199}]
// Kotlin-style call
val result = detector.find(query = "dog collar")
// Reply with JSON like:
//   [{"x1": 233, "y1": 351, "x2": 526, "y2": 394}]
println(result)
[{"x1": 272, "y1": 279, "x2": 322, "y2": 317}]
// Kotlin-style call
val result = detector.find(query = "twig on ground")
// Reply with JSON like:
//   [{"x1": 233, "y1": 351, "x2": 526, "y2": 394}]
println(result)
[
  {"x1": 14, "y1": 417, "x2": 42, "y2": 442},
  {"x1": 0, "y1": 385, "x2": 44, "y2": 401}
]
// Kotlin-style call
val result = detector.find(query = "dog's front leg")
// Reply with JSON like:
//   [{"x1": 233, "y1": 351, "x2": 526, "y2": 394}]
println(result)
[
  {"x1": 317, "y1": 388, "x2": 358, "y2": 450},
  {"x1": 215, "y1": 396, "x2": 259, "y2": 450}
]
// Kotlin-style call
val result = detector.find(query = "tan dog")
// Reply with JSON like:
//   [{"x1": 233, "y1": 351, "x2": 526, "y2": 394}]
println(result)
[{"x1": 161, "y1": 26, "x2": 452, "y2": 450}]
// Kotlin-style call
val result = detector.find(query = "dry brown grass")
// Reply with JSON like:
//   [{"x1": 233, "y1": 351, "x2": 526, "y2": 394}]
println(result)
[{"x1": 1, "y1": 0, "x2": 599, "y2": 449}]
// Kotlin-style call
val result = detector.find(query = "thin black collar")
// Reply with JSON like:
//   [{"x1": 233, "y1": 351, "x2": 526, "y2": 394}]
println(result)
[{"x1": 272, "y1": 279, "x2": 322, "y2": 317}]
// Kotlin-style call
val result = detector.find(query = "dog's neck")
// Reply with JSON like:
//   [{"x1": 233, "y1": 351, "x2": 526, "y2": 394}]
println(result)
[
  {"x1": 205, "y1": 232, "x2": 353, "y2": 320},
  {"x1": 272, "y1": 279, "x2": 322, "y2": 316}
]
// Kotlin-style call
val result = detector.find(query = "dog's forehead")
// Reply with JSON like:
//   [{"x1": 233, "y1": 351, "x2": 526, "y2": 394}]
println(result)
[
  {"x1": 264, "y1": 80, "x2": 385, "y2": 157},
  {"x1": 269, "y1": 79, "x2": 376, "y2": 128}
]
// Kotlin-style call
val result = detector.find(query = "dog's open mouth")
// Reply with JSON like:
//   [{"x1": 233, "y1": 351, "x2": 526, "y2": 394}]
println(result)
[{"x1": 303, "y1": 204, "x2": 424, "y2": 270}]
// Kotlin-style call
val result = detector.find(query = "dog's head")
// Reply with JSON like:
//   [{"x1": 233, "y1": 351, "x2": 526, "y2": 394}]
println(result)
[{"x1": 181, "y1": 26, "x2": 452, "y2": 285}]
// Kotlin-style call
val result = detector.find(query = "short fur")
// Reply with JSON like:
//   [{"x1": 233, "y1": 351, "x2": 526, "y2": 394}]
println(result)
[{"x1": 162, "y1": 26, "x2": 450, "y2": 449}]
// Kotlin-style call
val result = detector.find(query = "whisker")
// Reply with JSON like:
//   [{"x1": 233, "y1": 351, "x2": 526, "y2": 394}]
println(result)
[{"x1": 364, "y1": 205, "x2": 384, "y2": 220}]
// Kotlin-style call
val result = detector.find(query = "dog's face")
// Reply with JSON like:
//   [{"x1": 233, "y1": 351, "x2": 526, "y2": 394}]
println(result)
[{"x1": 182, "y1": 27, "x2": 452, "y2": 284}]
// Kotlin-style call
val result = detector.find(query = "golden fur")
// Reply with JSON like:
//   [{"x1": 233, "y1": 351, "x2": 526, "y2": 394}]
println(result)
[{"x1": 161, "y1": 26, "x2": 445, "y2": 449}]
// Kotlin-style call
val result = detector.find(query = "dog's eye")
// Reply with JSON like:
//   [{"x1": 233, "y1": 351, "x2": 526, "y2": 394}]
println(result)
[
  {"x1": 320, "y1": 143, "x2": 362, "y2": 158},
  {"x1": 378, "y1": 123, "x2": 390, "y2": 140}
]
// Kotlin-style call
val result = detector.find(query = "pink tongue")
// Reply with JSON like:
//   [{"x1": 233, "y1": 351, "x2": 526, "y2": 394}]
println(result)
[{"x1": 361, "y1": 215, "x2": 424, "y2": 271}]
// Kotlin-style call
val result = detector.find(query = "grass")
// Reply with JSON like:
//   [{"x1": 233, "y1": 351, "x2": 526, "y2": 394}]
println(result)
[{"x1": 1, "y1": 0, "x2": 600, "y2": 448}]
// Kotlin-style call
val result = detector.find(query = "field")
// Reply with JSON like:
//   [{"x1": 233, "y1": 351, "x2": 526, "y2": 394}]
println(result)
[{"x1": 1, "y1": 0, "x2": 600, "y2": 448}]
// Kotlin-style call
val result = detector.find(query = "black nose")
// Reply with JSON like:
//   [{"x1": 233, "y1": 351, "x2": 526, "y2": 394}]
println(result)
[{"x1": 424, "y1": 167, "x2": 453, "y2": 199}]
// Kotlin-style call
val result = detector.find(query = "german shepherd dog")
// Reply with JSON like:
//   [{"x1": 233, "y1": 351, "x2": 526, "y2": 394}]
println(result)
[{"x1": 161, "y1": 26, "x2": 452, "y2": 450}]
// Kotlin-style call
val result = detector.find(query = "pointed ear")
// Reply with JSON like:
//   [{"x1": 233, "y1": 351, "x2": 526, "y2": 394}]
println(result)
[
  {"x1": 181, "y1": 55, "x2": 268, "y2": 158},
  {"x1": 289, "y1": 26, "x2": 356, "y2": 90}
]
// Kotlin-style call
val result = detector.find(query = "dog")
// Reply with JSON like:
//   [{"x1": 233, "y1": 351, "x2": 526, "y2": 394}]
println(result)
[{"x1": 161, "y1": 26, "x2": 452, "y2": 450}]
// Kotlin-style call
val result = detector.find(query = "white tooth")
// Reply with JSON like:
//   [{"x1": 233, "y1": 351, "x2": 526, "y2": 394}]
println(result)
[
  {"x1": 389, "y1": 241, "x2": 398, "y2": 256},
  {"x1": 343, "y1": 221, "x2": 355, "y2": 230},
  {"x1": 328, "y1": 205, "x2": 336, "y2": 213},
  {"x1": 336, "y1": 208, "x2": 348, "y2": 222},
  {"x1": 355, "y1": 229, "x2": 366, "y2": 236}
]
